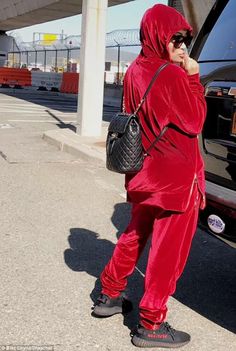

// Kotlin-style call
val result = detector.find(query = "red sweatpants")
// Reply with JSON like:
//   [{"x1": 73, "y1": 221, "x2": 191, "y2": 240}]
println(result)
[{"x1": 101, "y1": 185, "x2": 200, "y2": 329}]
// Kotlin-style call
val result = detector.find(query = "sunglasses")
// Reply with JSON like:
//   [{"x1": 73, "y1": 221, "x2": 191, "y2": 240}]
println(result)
[{"x1": 171, "y1": 34, "x2": 193, "y2": 49}]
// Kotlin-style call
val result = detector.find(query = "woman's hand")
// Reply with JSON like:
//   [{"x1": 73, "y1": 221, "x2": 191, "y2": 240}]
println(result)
[{"x1": 180, "y1": 54, "x2": 199, "y2": 75}]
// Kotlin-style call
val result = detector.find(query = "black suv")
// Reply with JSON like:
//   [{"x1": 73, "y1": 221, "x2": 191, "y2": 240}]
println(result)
[{"x1": 190, "y1": 0, "x2": 236, "y2": 243}]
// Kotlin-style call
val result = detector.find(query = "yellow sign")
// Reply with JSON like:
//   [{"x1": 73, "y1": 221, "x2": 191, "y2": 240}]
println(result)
[{"x1": 42, "y1": 34, "x2": 58, "y2": 46}]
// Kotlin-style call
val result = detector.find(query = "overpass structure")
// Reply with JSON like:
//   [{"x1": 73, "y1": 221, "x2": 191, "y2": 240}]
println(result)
[
  {"x1": 0, "y1": 0, "x2": 216, "y2": 136},
  {"x1": 0, "y1": 0, "x2": 131, "y2": 30}
]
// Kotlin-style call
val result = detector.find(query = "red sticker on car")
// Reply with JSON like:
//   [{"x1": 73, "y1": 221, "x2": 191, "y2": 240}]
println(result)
[{"x1": 232, "y1": 112, "x2": 236, "y2": 136}]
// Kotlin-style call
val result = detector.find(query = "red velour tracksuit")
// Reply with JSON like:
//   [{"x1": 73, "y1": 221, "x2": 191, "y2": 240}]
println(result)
[{"x1": 101, "y1": 4, "x2": 207, "y2": 330}]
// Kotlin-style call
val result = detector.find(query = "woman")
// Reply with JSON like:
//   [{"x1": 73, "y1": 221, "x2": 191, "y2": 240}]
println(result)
[{"x1": 92, "y1": 4, "x2": 206, "y2": 349}]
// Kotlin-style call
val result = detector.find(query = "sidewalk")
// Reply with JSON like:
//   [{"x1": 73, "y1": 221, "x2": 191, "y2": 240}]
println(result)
[
  {"x1": 43, "y1": 123, "x2": 108, "y2": 165},
  {"x1": 43, "y1": 96, "x2": 120, "y2": 165}
]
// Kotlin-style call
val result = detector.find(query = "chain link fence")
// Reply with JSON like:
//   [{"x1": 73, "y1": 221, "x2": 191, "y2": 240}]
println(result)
[{"x1": 7, "y1": 29, "x2": 141, "y2": 84}]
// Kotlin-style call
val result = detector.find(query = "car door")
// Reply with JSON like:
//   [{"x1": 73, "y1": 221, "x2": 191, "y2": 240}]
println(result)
[{"x1": 190, "y1": 0, "x2": 236, "y2": 242}]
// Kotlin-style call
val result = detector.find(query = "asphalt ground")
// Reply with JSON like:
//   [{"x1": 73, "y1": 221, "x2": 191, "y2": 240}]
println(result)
[{"x1": 0, "y1": 89, "x2": 235, "y2": 351}]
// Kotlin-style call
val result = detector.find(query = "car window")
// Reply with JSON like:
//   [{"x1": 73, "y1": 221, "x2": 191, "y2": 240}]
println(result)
[{"x1": 199, "y1": 0, "x2": 236, "y2": 61}]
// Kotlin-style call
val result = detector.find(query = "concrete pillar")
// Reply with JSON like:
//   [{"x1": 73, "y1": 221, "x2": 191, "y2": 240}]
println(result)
[
  {"x1": 77, "y1": 0, "x2": 108, "y2": 136},
  {"x1": 0, "y1": 34, "x2": 13, "y2": 67}
]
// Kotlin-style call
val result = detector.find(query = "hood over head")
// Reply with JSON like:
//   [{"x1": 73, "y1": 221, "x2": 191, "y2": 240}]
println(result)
[{"x1": 140, "y1": 4, "x2": 192, "y2": 60}]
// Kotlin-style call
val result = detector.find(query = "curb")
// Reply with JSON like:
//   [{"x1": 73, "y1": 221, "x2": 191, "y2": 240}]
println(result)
[{"x1": 43, "y1": 129, "x2": 106, "y2": 164}]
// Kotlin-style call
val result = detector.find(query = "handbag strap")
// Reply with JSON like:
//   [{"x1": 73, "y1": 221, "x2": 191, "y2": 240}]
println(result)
[
  {"x1": 122, "y1": 62, "x2": 170, "y2": 155},
  {"x1": 135, "y1": 62, "x2": 169, "y2": 155},
  {"x1": 134, "y1": 62, "x2": 169, "y2": 115},
  {"x1": 144, "y1": 125, "x2": 169, "y2": 156}
]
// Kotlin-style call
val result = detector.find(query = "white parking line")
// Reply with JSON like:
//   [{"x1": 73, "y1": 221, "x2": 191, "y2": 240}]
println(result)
[
  {"x1": 0, "y1": 108, "x2": 76, "y2": 113},
  {"x1": 8, "y1": 120, "x2": 77, "y2": 123}
]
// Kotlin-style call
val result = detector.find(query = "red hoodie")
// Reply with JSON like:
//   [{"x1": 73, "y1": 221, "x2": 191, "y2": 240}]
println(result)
[{"x1": 124, "y1": 4, "x2": 207, "y2": 212}]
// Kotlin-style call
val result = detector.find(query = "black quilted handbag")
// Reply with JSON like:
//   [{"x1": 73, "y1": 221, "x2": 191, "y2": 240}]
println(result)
[{"x1": 106, "y1": 63, "x2": 169, "y2": 174}]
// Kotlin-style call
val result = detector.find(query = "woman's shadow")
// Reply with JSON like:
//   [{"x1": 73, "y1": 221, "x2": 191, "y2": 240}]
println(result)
[
  {"x1": 64, "y1": 202, "x2": 149, "y2": 330},
  {"x1": 64, "y1": 202, "x2": 236, "y2": 333}
]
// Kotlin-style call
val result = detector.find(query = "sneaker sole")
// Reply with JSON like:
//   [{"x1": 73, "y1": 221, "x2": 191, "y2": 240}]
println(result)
[
  {"x1": 91, "y1": 300, "x2": 133, "y2": 318},
  {"x1": 132, "y1": 335, "x2": 190, "y2": 348},
  {"x1": 92, "y1": 306, "x2": 123, "y2": 318}
]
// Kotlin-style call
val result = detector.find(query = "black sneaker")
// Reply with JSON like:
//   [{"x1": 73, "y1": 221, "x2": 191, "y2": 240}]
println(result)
[
  {"x1": 131, "y1": 322, "x2": 191, "y2": 348},
  {"x1": 91, "y1": 293, "x2": 133, "y2": 318}
]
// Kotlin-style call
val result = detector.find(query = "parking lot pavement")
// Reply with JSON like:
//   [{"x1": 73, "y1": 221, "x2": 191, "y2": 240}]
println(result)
[
  {"x1": 0, "y1": 88, "x2": 117, "y2": 164},
  {"x1": 0, "y1": 89, "x2": 235, "y2": 351}
]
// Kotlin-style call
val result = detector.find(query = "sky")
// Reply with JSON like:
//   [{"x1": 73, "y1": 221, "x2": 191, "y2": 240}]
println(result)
[{"x1": 9, "y1": 0, "x2": 168, "y2": 43}]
